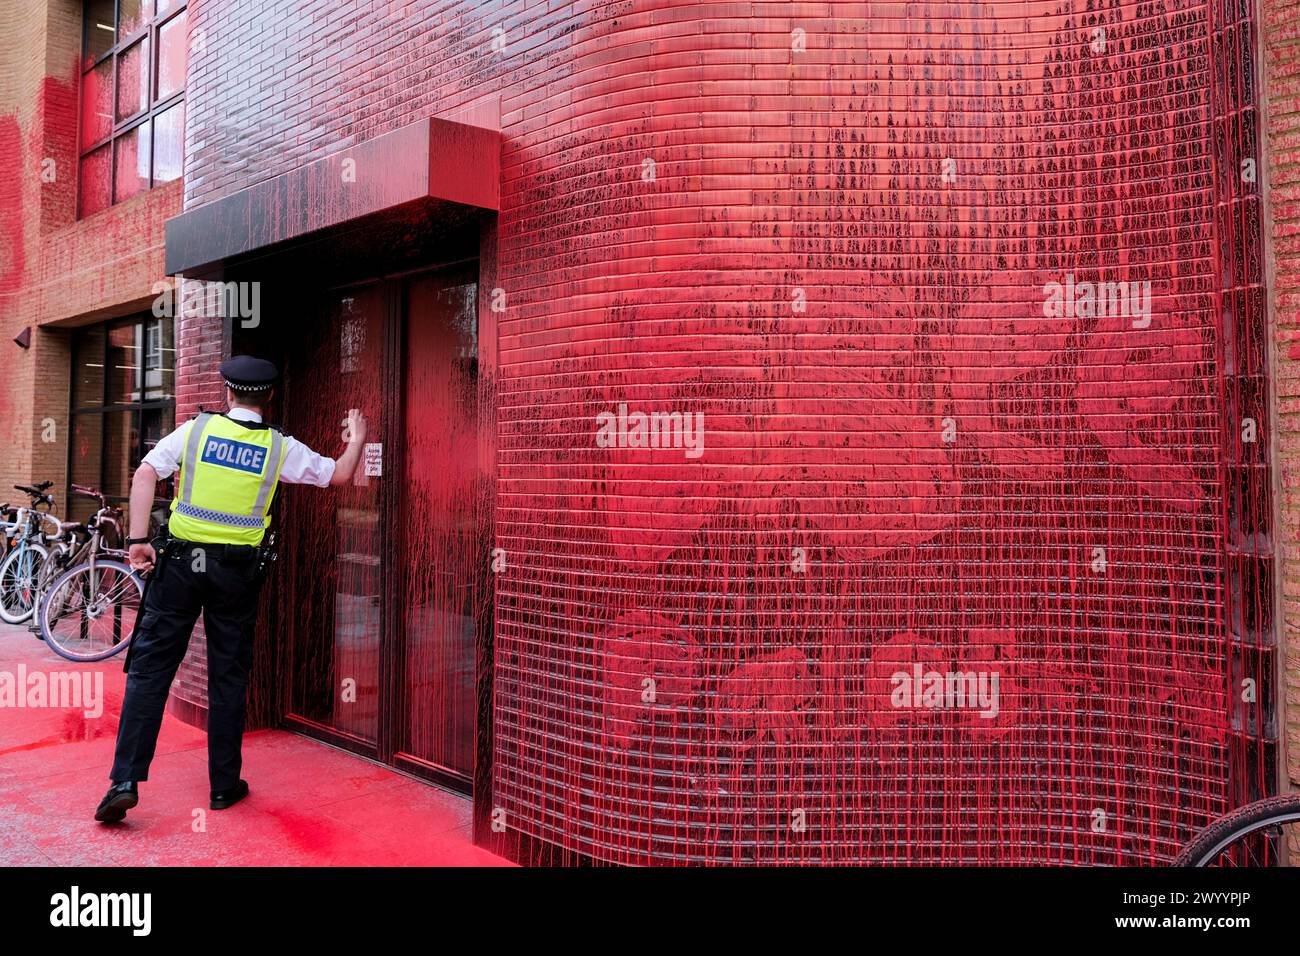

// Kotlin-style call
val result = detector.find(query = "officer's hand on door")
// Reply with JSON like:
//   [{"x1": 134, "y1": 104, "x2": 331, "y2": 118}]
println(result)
[
  {"x1": 129, "y1": 542, "x2": 156, "y2": 574},
  {"x1": 329, "y1": 409, "x2": 370, "y2": 486},
  {"x1": 347, "y1": 408, "x2": 368, "y2": 446}
]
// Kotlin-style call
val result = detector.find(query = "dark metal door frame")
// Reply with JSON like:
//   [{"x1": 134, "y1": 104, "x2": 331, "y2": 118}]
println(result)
[
  {"x1": 279, "y1": 275, "x2": 394, "y2": 768},
  {"x1": 279, "y1": 263, "x2": 481, "y2": 797}
]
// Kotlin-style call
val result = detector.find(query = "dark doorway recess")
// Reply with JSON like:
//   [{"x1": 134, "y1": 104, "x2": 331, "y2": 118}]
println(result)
[{"x1": 161, "y1": 115, "x2": 502, "y2": 806}]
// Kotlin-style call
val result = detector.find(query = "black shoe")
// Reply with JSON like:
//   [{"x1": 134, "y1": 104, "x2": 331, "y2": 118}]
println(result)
[
  {"x1": 210, "y1": 779, "x2": 249, "y2": 810},
  {"x1": 94, "y1": 782, "x2": 138, "y2": 823}
]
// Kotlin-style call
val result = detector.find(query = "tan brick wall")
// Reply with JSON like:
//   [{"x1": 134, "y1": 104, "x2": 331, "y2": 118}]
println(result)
[
  {"x1": 1264, "y1": 0, "x2": 1300, "y2": 794},
  {"x1": 0, "y1": 1, "x2": 56, "y2": 495},
  {"x1": 0, "y1": 0, "x2": 181, "y2": 514}
]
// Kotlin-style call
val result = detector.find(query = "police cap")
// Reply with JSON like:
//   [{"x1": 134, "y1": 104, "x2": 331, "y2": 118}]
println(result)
[{"x1": 220, "y1": 355, "x2": 279, "y2": 393}]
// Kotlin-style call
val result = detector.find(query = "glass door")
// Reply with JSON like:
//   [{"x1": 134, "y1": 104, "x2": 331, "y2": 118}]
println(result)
[
  {"x1": 279, "y1": 265, "x2": 483, "y2": 790},
  {"x1": 281, "y1": 280, "x2": 392, "y2": 749},
  {"x1": 394, "y1": 265, "x2": 482, "y2": 784}
]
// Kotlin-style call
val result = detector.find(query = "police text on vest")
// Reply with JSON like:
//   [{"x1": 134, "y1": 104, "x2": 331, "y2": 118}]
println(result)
[{"x1": 201, "y1": 436, "x2": 267, "y2": 474}]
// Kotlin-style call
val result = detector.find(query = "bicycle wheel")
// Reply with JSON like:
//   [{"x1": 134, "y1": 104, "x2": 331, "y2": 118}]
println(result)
[
  {"x1": 30, "y1": 545, "x2": 74, "y2": 627},
  {"x1": 0, "y1": 543, "x2": 49, "y2": 624},
  {"x1": 1175, "y1": 795, "x2": 1300, "y2": 866},
  {"x1": 39, "y1": 559, "x2": 143, "y2": 662}
]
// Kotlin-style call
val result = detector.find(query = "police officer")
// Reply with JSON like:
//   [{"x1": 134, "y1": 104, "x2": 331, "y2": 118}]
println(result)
[{"x1": 95, "y1": 355, "x2": 367, "y2": 822}]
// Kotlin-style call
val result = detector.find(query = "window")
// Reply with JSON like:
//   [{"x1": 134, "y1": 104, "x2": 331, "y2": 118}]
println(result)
[
  {"x1": 69, "y1": 314, "x2": 176, "y2": 527},
  {"x1": 79, "y1": 1, "x2": 188, "y2": 218}
]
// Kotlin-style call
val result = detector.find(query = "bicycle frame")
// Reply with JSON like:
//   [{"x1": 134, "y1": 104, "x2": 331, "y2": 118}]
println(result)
[
  {"x1": 62, "y1": 488, "x2": 126, "y2": 591},
  {"x1": 21, "y1": 486, "x2": 124, "y2": 631},
  {"x1": 8, "y1": 507, "x2": 57, "y2": 561},
  {"x1": 0, "y1": 503, "x2": 62, "y2": 624},
  {"x1": 29, "y1": 522, "x2": 85, "y2": 622},
  {"x1": 37, "y1": 489, "x2": 139, "y2": 660}
]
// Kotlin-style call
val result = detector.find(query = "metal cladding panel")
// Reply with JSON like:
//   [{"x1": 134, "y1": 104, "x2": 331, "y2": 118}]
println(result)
[
  {"x1": 165, "y1": 117, "x2": 499, "y2": 276},
  {"x1": 489, "y1": 0, "x2": 1273, "y2": 864},
  {"x1": 174, "y1": 0, "x2": 1274, "y2": 865}
]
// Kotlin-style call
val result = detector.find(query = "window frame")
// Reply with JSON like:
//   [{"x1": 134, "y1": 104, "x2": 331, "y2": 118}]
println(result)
[
  {"x1": 78, "y1": 0, "x2": 188, "y2": 218},
  {"x1": 67, "y1": 312, "x2": 177, "y2": 519}
]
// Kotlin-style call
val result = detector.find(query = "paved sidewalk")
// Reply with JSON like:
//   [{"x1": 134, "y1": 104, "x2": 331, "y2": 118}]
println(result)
[{"x1": 0, "y1": 622, "x2": 510, "y2": 866}]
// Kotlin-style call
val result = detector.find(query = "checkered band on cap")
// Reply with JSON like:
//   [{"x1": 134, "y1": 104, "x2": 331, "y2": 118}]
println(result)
[{"x1": 220, "y1": 355, "x2": 278, "y2": 392}]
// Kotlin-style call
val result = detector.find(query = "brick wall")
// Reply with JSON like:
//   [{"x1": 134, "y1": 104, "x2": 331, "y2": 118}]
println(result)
[
  {"x1": 0, "y1": 0, "x2": 181, "y2": 508},
  {"x1": 1, "y1": 2, "x2": 193, "y2": 740},
  {"x1": 0, "y1": 0, "x2": 66, "y2": 496},
  {"x1": 177, "y1": 0, "x2": 1289, "y2": 864},
  {"x1": 166, "y1": 278, "x2": 226, "y2": 723}
]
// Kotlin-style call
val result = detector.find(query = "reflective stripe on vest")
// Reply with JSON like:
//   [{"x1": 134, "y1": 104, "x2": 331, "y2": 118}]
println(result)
[
  {"x1": 168, "y1": 413, "x2": 284, "y2": 544},
  {"x1": 172, "y1": 503, "x2": 268, "y2": 528}
]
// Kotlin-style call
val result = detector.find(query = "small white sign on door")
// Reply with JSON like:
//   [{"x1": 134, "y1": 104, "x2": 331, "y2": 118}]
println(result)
[{"x1": 364, "y1": 442, "x2": 383, "y2": 477}]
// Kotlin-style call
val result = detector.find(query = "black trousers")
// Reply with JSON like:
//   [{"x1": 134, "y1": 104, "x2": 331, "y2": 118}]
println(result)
[{"x1": 110, "y1": 540, "x2": 265, "y2": 791}]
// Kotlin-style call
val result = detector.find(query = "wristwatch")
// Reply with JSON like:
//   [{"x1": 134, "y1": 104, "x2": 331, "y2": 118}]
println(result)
[{"x1": 125, "y1": 536, "x2": 151, "y2": 546}]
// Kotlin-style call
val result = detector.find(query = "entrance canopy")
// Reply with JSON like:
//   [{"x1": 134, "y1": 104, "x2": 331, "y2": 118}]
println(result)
[{"x1": 164, "y1": 116, "x2": 499, "y2": 280}]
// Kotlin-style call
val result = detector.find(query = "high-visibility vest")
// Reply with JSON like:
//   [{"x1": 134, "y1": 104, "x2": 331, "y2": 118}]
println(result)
[{"x1": 167, "y1": 412, "x2": 286, "y2": 545}]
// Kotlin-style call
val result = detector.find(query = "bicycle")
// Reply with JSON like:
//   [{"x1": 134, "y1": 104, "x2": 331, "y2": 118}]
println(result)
[
  {"x1": 0, "y1": 504, "x2": 14, "y2": 581},
  {"x1": 37, "y1": 485, "x2": 144, "y2": 662},
  {"x1": 14, "y1": 484, "x2": 119, "y2": 638},
  {"x1": 0, "y1": 500, "x2": 17, "y2": 556},
  {"x1": 0, "y1": 482, "x2": 58, "y2": 625},
  {"x1": 26, "y1": 499, "x2": 99, "y2": 636},
  {"x1": 0, "y1": 501, "x2": 14, "y2": 560},
  {"x1": 1176, "y1": 794, "x2": 1300, "y2": 866}
]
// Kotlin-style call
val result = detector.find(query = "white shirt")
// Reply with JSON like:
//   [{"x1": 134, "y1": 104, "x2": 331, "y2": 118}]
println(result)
[{"x1": 143, "y1": 407, "x2": 337, "y2": 487}]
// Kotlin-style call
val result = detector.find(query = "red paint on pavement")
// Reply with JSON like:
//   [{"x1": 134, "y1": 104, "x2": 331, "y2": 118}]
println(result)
[{"x1": 0, "y1": 624, "x2": 510, "y2": 866}]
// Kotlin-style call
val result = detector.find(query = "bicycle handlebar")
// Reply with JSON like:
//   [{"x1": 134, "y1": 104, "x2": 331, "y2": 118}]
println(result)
[
  {"x1": 14, "y1": 485, "x2": 54, "y2": 508},
  {"x1": 71, "y1": 484, "x2": 112, "y2": 509}
]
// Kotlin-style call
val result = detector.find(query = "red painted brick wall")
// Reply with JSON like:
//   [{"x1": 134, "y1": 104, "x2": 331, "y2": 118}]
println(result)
[
  {"x1": 1, "y1": 2, "x2": 192, "y2": 738},
  {"x1": 166, "y1": 279, "x2": 225, "y2": 723},
  {"x1": 0, "y1": 0, "x2": 180, "y2": 512},
  {"x1": 178, "y1": 0, "x2": 1285, "y2": 865}
]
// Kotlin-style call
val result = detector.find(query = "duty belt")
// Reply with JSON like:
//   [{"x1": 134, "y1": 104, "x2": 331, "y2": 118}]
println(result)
[{"x1": 161, "y1": 532, "x2": 278, "y2": 566}]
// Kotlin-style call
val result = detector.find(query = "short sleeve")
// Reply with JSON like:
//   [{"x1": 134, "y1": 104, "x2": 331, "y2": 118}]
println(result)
[
  {"x1": 141, "y1": 420, "x2": 191, "y2": 479},
  {"x1": 277, "y1": 435, "x2": 337, "y2": 487}
]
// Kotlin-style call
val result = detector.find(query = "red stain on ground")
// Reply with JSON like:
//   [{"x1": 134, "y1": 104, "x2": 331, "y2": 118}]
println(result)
[
  {"x1": 0, "y1": 734, "x2": 69, "y2": 757},
  {"x1": 257, "y1": 805, "x2": 345, "y2": 854},
  {"x1": 0, "y1": 624, "x2": 510, "y2": 866}
]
